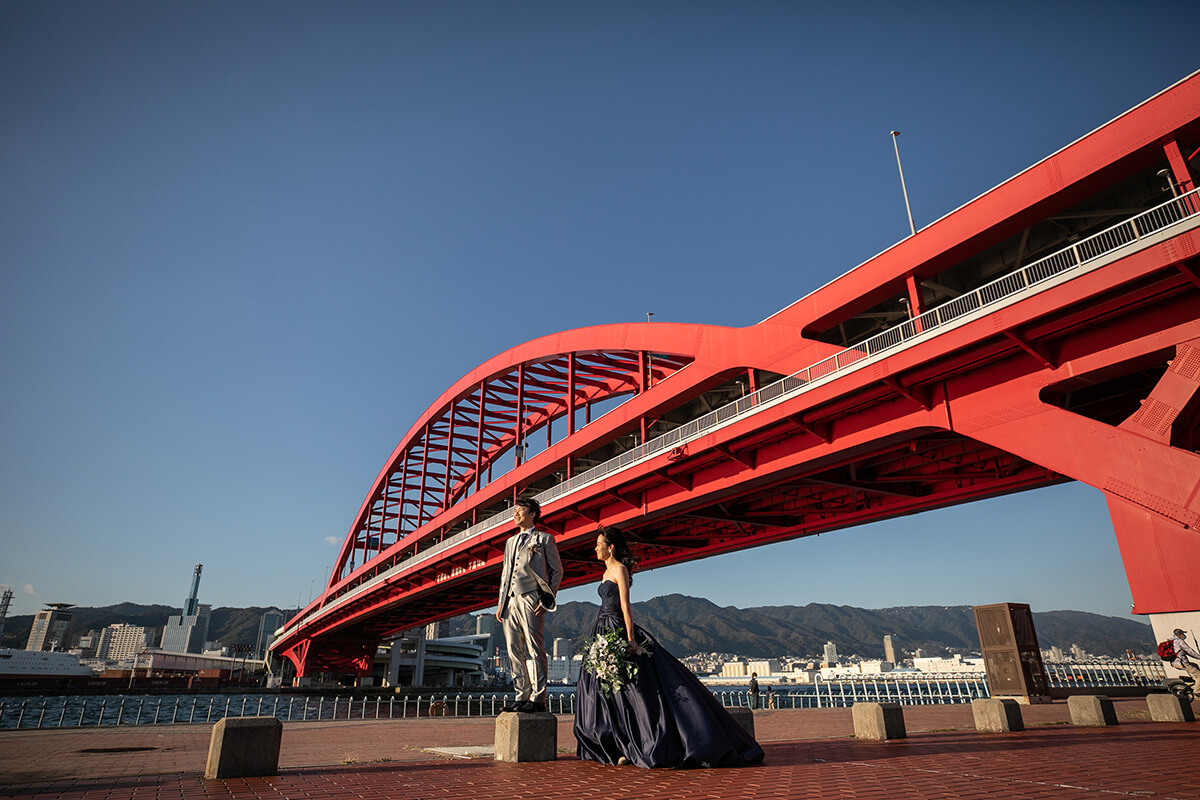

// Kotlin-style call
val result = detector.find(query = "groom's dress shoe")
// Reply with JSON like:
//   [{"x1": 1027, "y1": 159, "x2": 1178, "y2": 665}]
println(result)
[
  {"x1": 520, "y1": 700, "x2": 547, "y2": 713},
  {"x1": 500, "y1": 701, "x2": 520, "y2": 713}
]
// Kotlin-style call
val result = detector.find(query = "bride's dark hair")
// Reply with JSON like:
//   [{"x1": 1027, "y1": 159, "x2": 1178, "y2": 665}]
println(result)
[{"x1": 600, "y1": 526, "x2": 638, "y2": 582}]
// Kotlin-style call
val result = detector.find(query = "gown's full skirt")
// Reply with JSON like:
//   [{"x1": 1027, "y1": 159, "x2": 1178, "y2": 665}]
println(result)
[{"x1": 573, "y1": 581, "x2": 765, "y2": 768}]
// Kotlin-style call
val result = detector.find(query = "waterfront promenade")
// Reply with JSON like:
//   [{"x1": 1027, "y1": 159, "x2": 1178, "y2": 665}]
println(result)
[{"x1": 0, "y1": 698, "x2": 1197, "y2": 799}]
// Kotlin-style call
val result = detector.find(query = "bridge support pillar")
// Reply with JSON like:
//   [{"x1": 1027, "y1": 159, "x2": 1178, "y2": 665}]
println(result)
[
  {"x1": 956, "y1": 330, "x2": 1200, "y2": 624},
  {"x1": 1108, "y1": 496, "x2": 1200, "y2": 645}
]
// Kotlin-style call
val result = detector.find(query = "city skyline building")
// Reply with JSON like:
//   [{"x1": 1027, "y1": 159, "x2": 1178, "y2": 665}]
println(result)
[
  {"x1": 823, "y1": 642, "x2": 839, "y2": 666},
  {"x1": 748, "y1": 659, "x2": 781, "y2": 676},
  {"x1": 255, "y1": 610, "x2": 286, "y2": 659},
  {"x1": 547, "y1": 654, "x2": 582, "y2": 684},
  {"x1": 884, "y1": 634, "x2": 898, "y2": 663},
  {"x1": 161, "y1": 603, "x2": 210, "y2": 653},
  {"x1": 720, "y1": 660, "x2": 748, "y2": 678},
  {"x1": 96, "y1": 623, "x2": 150, "y2": 661},
  {"x1": 76, "y1": 630, "x2": 98, "y2": 657},
  {"x1": 474, "y1": 613, "x2": 497, "y2": 656},
  {"x1": 160, "y1": 564, "x2": 209, "y2": 654},
  {"x1": 25, "y1": 603, "x2": 75, "y2": 651}
]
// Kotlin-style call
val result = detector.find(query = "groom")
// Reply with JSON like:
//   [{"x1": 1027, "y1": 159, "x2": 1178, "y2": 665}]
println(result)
[{"x1": 496, "y1": 497, "x2": 562, "y2": 713}]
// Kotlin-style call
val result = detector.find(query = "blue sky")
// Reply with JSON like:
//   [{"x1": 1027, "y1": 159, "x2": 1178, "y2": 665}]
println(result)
[{"x1": 2, "y1": 2, "x2": 1196, "y2": 623}]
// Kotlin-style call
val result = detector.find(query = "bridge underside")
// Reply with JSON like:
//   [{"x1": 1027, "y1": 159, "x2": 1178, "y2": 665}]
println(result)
[
  {"x1": 282, "y1": 253, "x2": 1199, "y2": 677},
  {"x1": 319, "y1": 434, "x2": 1068, "y2": 644}
]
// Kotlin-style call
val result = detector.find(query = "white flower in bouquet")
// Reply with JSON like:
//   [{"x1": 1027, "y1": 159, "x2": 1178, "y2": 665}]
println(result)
[{"x1": 582, "y1": 628, "x2": 650, "y2": 696}]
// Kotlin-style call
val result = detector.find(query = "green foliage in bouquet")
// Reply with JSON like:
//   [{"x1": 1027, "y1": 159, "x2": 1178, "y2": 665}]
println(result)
[{"x1": 583, "y1": 628, "x2": 650, "y2": 696}]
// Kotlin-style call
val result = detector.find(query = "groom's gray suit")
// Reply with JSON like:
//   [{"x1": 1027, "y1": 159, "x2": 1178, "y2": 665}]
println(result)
[{"x1": 497, "y1": 527, "x2": 562, "y2": 704}]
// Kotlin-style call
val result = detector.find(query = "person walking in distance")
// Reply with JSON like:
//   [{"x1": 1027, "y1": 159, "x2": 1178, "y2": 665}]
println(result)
[
  {"x1": 496, "y1": 498, "x2": 562, "y2": 713},
  {"x1": 749, "y1": 672, "x2": 760, "y2": 709},
  {"x1": 1168, "y1": 628, "x2": 1200, "y2": 686}
]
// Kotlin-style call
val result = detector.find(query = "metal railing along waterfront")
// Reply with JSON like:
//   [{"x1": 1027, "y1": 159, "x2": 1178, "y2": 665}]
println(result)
[
  {"x1": 0, "y1": 692, "x2": 579, "y2": 730},
  {"x1": 1, "y1": 682, "x2": 979, "y2": 729},
  {"x1": 283, "y1": 188, "x2": 1200, "y2": 640},
  {"x1": 0, "y1": 662, "x2": 1170, "y2": 728},
  {"x1": 718, "y1": 674, "x2": 992, "y2": 710},
  {"x1": 1045, "y1": 660, "x2": 1165, "y2": 689}
]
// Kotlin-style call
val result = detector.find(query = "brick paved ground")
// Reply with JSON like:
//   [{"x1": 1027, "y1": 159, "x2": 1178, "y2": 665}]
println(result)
[{"x1": 1, "y1": 698, "x2": 1197, "y2": 799}]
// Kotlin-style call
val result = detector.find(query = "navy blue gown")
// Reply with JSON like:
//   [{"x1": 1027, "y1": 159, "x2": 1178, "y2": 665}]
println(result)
[{"x1": 573, "y1": 581, "x2": 765, "y2": 769}]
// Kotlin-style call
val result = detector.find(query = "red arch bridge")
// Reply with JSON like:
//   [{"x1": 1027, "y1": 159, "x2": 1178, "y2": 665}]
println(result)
[{"x1": 272, "y1": 71, "x2": 1200, "y2": 680}]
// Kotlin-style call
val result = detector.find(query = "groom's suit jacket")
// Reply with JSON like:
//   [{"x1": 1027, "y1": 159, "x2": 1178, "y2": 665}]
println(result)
[{"x1": 497, "y1": 527, "x2": 563, "y2": 618}]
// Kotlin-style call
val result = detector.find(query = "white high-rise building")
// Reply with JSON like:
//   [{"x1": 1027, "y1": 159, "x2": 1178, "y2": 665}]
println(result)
[
  {"x1": 96, "y1": 624, "x2": 149, "y2": 661},
  {"x1": 823, "y1": 642, "x2": 839, "y2": 666},
  {"x1": 547, "y1": 655, "x2": 582, "y2": 684}
]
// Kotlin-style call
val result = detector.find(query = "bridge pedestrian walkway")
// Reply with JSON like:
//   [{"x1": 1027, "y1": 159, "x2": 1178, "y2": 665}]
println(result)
[{"x1": 1, "y1": 698, "x2": 1196, "y2": 799}]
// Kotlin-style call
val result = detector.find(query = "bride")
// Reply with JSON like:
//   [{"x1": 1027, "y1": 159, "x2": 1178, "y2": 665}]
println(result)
[{"x1": 573, "y1": 526, "x2": 764, "y2": 768}]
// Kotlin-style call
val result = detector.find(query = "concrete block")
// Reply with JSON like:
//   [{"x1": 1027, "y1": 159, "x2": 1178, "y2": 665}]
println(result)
[
  {"x1": 725, "y1": 706, "x2": 755, "y2": 739},
  {"x1": 972, "y1": 698, "x2": 1025, "y2": 732},
  {"x1": 992, "y1": 694, "x2": 1052, "y2": 705},
  {"x1": 1147, "y1": 692, "x2": 1195, "y2": 722},
  {"x1": 204, "y1": 716, "x2": 283, "y2": 780},
  {"x1": 494, "y1": 711, "x2": 556, "y2": 762},
  {"x1": 852, "y1": 702, "x2": 906, "y2": 740},
  {"x1": 1067, "y1": 695, "x2": 1118, "y2": 727}
]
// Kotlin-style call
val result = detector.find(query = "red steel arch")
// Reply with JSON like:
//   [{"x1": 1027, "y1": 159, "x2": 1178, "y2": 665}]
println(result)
[{"x1": 330, "y1": 336, "x2": 699, "y2": 586}]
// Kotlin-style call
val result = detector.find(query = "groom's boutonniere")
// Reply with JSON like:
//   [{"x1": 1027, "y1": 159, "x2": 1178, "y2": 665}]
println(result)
[{"x1": 527, "y1": 539, "x2": 541, "y2": 556}]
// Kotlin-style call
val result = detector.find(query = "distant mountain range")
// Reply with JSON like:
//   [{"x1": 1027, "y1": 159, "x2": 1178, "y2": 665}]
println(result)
[
  {"x1": 1, "y1": 596, "x2": 1154, "y2": 659},
  {"x1": 456, "y1": 595, "x2": 1152, "y2": 659}
]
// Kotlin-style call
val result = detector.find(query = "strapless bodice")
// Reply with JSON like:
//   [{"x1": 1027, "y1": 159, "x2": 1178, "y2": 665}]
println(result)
[{"x1": 597, "y1": 580, "x2": 621, "y2": 617}]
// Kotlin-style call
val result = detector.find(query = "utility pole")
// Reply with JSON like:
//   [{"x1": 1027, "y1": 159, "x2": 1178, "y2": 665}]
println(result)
[{"x1": 891, "y1": 131, "x2": 916, "y2": 236}]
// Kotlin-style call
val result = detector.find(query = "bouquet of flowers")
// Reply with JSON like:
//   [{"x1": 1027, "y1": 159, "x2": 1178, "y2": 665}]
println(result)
[{"x1": 582, "y1": 628, "x2": 649, "y2": 696}]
